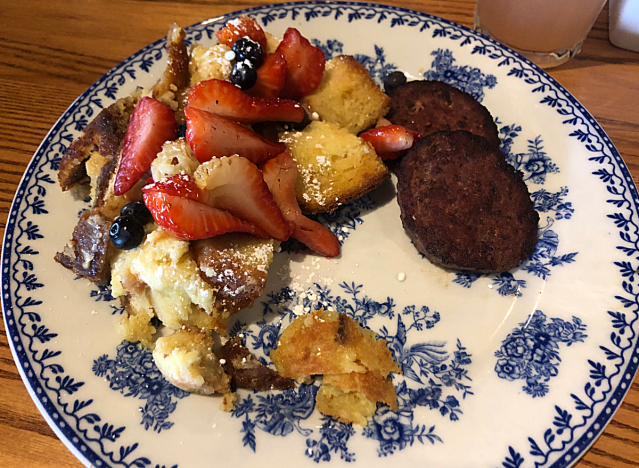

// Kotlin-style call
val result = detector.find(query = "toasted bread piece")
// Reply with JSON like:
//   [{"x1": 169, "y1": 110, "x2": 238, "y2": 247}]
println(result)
[
  {"x1": 151, "y1": 138, "x2": 199, "y2": 181},
  {"x1": 189, "y1": 44, "x2": 233, "y2": 86},
  {"x1": 316, "y1": 372, "x2": 398, "y2": 426},
  {"x1": 270, "y1": 309, "x2": 400, "y2": 381},
  {"x1": 54, "y1": 209, "x2": 113, "y2": 282},
  {"x1": 58, "y1": 96, "x2": 136, "y2": 191},
  {"x1": 220, "y1": 336, "x2": 294, "y2": 390},
  {"x1": 301, "y1": 55, "x2": 391, "y2": 134},
  {"x1": 281, "y1": 121, "x2": 389, "y2": 213},
  {"x1": 111, "y1": 229, "x2": 218, "y2": 331},
  {"x1": 153, "y1": 327, "x2": 231, "y2": 394},
  {"x1": 152, "y1": 24, "x2": 190, "y2": 115},
  {"x1": 192, "y1": 234, "x2": 275, "y2": 332}
]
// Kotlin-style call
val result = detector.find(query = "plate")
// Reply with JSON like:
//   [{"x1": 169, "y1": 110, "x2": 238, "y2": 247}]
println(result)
[{"x1": 3, "y1": 2, "x2": 638, "y2": 467}]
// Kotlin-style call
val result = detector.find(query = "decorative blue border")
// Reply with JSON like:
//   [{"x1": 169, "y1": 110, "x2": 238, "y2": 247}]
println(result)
[{"x1": 2, "y1": 2, "x2": 638, "y2": 468}]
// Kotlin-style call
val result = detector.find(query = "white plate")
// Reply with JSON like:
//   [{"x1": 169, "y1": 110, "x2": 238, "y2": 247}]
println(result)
[{"x1": 3, "y1": 2, "x2": 638, "y2": 467}]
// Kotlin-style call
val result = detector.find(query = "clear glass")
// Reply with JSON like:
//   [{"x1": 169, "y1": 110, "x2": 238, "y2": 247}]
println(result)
[{"x1": 474, "y1": 0, "x2": 607, "y2": 68}]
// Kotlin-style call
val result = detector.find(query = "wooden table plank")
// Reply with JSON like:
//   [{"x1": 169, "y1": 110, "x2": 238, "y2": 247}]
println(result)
[{"x1": 1, "y1": 1, "x2": 638, "y2": 467}]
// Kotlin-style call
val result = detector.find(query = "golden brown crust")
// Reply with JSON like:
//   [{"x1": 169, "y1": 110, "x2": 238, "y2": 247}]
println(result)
[
  {"x1": 152, "y1": 24, "x2": 190, "y2": 122},
  {"x1": 270, "y1": 309, "x2": 400, "y2": 380},
  {"x1": 58, "y1": 96, "x2": 135, "y2": 191},
  {"x1": 323, "y1": 372, "x2": 397, "y2": 410},
  {"x1": 301, "y1": 55, "x2": 391, "y2": 134},
  {"x1": 192, "y1": 234, "x2": 274, "y2": 332}
]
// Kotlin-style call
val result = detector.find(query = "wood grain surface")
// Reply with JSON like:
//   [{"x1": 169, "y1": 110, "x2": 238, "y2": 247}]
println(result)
[{"x1": 1, "y1": 1, "x2": 638, "y2": 467}]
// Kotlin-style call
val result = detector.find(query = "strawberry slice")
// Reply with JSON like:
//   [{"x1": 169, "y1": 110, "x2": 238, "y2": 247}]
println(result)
[
  {"x1": 114, "y1": 97, "x2": 177, "y2": 195},
  {"x1": 195, "y1": 155, "x2": 289, "y2": 241},
  {"x1": 275, "y1": 28, "x2": 325, "y2": 100},
  {"x1": 143, "y1": 177, "x2": 266, "y2": 240},
  {"x1": 216, "y1": 16, "x2": 267, "y2": 52},
  {"x1": 144, "y1": 173, "x2": 205, "y2": 201},
  {"x1": 247, "y1": 53, "x2": 287, "y2": 99},
  {"x1": 262, "y1": 153, "x2": 340, "y2": 257},
  {"x1": 188, "y1": 79, "x2": 303, "y2": 124},
  {"x1": 185, "y1": 107, "x2": 285, "y2": 165},
  {"x1": 359, "y1": 125, "x2": 422, "y2": 161}
]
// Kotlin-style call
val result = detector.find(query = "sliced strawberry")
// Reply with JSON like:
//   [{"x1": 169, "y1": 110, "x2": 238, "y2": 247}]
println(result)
[
  {"x1": 114, "y1": 97, "x2": 177, "y2": 195},
  {"x1": 262, "y1": 153, "x2": 340, "y2": 257},
  {"x1": 185, "y1": 107, "x2": 285, "y2": 165},
  {"x1": 188, "y1": 79, "x2": 303, "y2": 124},
  {"x1": 143, "y1": 178, "x2": 266, "y2": 240},
  {"x1": 275, "y1": 28, "x2": 325, "y2": 100},
  {"x1": 195, "y1": 155, "x2": 289, "y2": 241},
  {"x1": 359, "y1": 125, "x2": 422, "y2": 161},
  {"x1": 216, "y1": 16, "x2": 267, "y2": 52},
  {"x1": 144, "y1": 173, "x2": 205, "y2": 201},
  {"x1": 247, "y1": 53, "x2": 287, "y2": 99}
]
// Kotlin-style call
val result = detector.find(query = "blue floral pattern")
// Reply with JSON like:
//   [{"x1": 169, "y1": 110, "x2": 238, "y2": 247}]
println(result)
[
  {"x1": 495, "y1": 311, "x2": 587, "y2": 397},
  {"x1": 93, "y1": 342, "x2": 190, "y2": 432},
  {"x1": 424, "y1": 48, "x2": 497, "y2": 101},
  {"x1": 90, "y1": 284, "x2": 125, "y2": 315},
  {"x1": 227, "y1": 281, "x2": 471, "y2": 459},
  {"x1": 2, "y1": 3, "x2": 637, "y2": 468}
]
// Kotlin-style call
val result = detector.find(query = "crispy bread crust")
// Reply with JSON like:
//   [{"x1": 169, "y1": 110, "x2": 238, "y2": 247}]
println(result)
[
  {"x1": 397, "y1": 131, "x2": 539, "y2": 273},
  {"x1": 58, "y1": 96, "x2": 135, "y2": 191}
]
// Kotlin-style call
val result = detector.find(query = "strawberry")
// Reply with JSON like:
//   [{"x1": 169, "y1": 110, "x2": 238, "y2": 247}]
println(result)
[
  {"x1": 216, "y1": 16, "x2": 267, "y2": 52},
  {"x1": 188, "y1": 79, "x2": 303, "y2": 124},
  {"x1": 247, "y1": 53, "x2": 287, "y2": 99},
  {"x1": 143, "y1": 176, "x2": 267, "y2": 240},
  {"x1": 185, "y1": 107, "x2": 285, "y2": 165},
  {"x1": 262, "y1": 153, "x2": 340, "y2": 257},
  {"x1": 359, "y1": 125, "x2": 422, "y2": 161},
  {"x1": 195, "y1": 155, "x2": 289, "y2": 241},
  {"x1": 114, "y1": 97, "x2": 177, "y2": 195},
  {"x1": 143, "y1": 191, "x2": 264, "y2": 241},
  {"x1": 275, "y1": 28, "x2": 325, "y2": 100}
]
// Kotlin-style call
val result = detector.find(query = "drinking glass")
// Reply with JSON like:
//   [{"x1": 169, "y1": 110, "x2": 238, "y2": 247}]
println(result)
[{"x1": 474, "y1": 0, "x2": 608, "y2": 68}]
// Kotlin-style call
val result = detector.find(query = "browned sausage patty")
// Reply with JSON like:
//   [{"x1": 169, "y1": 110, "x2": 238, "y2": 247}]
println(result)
[
  {"x1": 386, "y1": 80, "x2": 500, "y2": 147},
  {"x1": 397, "y1": 131, "x2": 538, "y2": 273}
]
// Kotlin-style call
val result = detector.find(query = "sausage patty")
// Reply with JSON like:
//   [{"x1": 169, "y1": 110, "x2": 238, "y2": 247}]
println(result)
[
  {"x1": 397, "y1": 131, "x2": 539, "y2": 273},
  {"x1": 386, "y1": 80, "x2": 500, "y2": 147}
]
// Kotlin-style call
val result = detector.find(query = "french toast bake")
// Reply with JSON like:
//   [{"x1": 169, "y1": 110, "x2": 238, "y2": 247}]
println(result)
[{"x1": 56, "y1": 18, "x2": 407, "y2": 425}]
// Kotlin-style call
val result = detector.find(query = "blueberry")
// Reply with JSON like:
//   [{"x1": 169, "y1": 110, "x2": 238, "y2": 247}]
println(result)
[
  {"x1": 230, "y1": 60, "x2": 258, "y2": 90},
  {"x1": 120, "y1": 201, "x2": 153, "y2": 225},
  {"x1": 232, "y1": 37, "x2": 263, "y2": 67},
  {"x1": 177, "y1": 121, "x2": 187, "y2": 139},
  {"x1": 281, "y1": 107, "x2": 311, "y2": 131},
  {"x1": 109, "y1": 216, "x2": 145, "y2": 250},
  {"x1": 384, "y1": 71, "x2": 407, "y2": 93}
]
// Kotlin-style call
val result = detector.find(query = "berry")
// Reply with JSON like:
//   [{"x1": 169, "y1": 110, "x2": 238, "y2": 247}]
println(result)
[
  {"x1": 188, "y1": 79, "x2": 304, "y2": 124},
  {"x1": 359, "y1": 125, "x2": 422, "y2": 160},
  {"x1": 383, "y1": 71, "x2": 406, "y2": 93},
  {"x1": 282, "y1": 107, "x2": 311, "y2": 131},
  {"x1": 216, "y1": 16, "x2": 267, "y2": 53},
  {"x1": 177, "y1": 121, "x2": 187, "y2": 139},
  {"x1": 230, "y1": 60, "x2": 258, "y2": 90},
  {"x1": 114, "y1": 97, "x2": 177, "y2": 196},
  {"x1": 247, "y1": 53, "x2": 287, "y2": 99},
  {"x1": 184, "y1": 107, "x2": 285, "y2": 165},
  {"x1": 196, "y1": 155, "x2": 289, "y2": 241},
  {"x1": 275, "y1": 28, "x2": 326, "y2": 100},
  {"x1": 120, "y1": 201, "x2": 153, "y2": 225},
  {"x1": 232, "y1": 37, "x2": 263, "y2": 66},
  {"x1": 109, "y1": 216, "x2": 145, "y2": 250},
  {"x1": 262, "y1": 152, "x2": 340, "y2": 257},
  {"x1": 143, "y1": 177, "x2": 266, "y2": 240}
]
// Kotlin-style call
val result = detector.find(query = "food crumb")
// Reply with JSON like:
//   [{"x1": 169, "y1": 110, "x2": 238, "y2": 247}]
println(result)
[{"x1": 397, "y1": 272, "x2": 406, "y2": 282}]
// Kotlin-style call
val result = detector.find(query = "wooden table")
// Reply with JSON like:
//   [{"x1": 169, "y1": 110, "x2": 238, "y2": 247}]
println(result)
[{"x1": 1, "y1": 1, "x2": 637, "y2": 467}]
